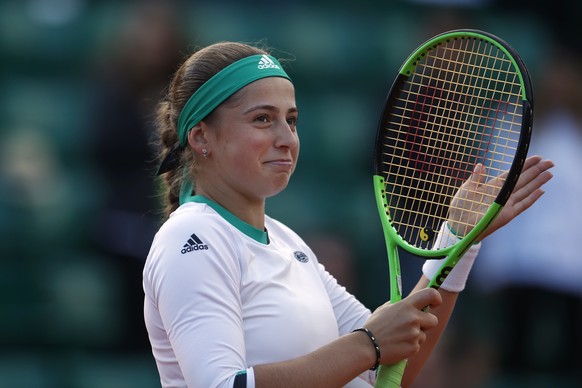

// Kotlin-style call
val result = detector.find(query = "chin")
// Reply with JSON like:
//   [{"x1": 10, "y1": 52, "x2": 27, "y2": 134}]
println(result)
[{"x1": 265, "y1": 179, "x2": 291, "y2": 198}]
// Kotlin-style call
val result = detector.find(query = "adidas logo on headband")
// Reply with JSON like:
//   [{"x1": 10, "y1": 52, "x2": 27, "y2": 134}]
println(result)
[{"x1": 257, "y1": 55, "x2": 280, "y2": 70}]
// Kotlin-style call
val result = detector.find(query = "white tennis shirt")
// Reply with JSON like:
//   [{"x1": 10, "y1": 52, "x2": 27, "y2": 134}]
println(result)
[{"x1": 143, "y1": 197, "x2": 374, "y2": 387}]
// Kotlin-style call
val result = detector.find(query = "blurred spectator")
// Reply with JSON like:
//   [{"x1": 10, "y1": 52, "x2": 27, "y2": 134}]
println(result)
[
  {"x1": 473, "y1": 50, "x2": 582, "y2": 385},
  {"x1": 0, "y1": 128, "x2": 74, "y2": 250},
  {"x1": 88, "y1": 0, "x2": 187, "y2": 350}
]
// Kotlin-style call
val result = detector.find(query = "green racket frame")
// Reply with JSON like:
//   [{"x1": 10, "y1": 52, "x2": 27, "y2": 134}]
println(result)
[{"x1": 372, "y1": 29, "x2": 533, "y2": 388}]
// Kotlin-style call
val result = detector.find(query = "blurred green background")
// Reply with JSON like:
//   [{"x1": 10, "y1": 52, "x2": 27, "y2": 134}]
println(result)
[{"x1": 1, "y1": 0, "x2": 581, "y2": 387}]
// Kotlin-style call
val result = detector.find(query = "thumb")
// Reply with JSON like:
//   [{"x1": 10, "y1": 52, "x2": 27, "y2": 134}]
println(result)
[{"x1": 467, "y1": 163, "x2": 485, "y2": 187}]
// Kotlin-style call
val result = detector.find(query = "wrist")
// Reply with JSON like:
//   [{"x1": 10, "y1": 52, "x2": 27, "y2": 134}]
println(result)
[
  {"x1": 423, "y1": 221, "x2": 481, "y2": 292},
  {"x1": 352, "y1": 327, "x2": 381, "y2": 371},
  {"x1": 422, "y1": 249, "x2": 478, "y2": 292}
]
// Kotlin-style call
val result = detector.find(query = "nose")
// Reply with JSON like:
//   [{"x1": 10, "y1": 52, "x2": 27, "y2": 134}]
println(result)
[{"x1": 275, "y1": 120, "x2": 299, "y2": 149}]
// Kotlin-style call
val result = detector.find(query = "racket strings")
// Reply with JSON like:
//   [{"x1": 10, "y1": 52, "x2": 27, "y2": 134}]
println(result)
[
  {"x1": 410, "y1": 40, "x2": 470, "y2": 231},
  {"x1": 381, "y1": 37, "x2": 524, "y2": 248},
  {"x1": 436, "y1": 38, "x2": 498, "y2": 226}
]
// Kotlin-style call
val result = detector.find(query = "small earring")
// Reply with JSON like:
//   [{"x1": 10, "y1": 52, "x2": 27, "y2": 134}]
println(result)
[{"x1": 202, "y1": 148, "x2": 208, "y2": 159}]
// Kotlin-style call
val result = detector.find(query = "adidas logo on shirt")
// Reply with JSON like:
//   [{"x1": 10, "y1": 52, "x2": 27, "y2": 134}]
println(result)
[
  {"x1": 257, "y1": 54, "x2": 280, "y2": 70},
  {"x1": 181, "y1": 233, "x2": 209, "y2": 254}
]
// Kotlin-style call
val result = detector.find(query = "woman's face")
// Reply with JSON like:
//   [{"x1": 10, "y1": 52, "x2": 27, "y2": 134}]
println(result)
[{"x1": 202, "y1": 77, "x2": 299, "y2": 203}]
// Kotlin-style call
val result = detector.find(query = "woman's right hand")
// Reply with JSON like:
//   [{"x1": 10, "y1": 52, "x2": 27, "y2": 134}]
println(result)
[{"x1": 364, "y1": 288, "x2": 442, "y2": 365}]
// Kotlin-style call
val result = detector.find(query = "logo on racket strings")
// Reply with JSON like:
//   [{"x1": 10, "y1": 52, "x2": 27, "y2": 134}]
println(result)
[{"x1": 420, "y1": 227, "x2": 435, "y2": 242}]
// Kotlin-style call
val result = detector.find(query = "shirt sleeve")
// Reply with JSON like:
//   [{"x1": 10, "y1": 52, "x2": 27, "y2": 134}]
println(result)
[
  {"x1": 315, "y1": 262, "x2": 377, "y2": 385},
  {"x1": 144, "y1": 213, "x2": 248, "y2": 388},
  {"x1": 315, "y1": 262, "x2": 371, "y2": 335}
]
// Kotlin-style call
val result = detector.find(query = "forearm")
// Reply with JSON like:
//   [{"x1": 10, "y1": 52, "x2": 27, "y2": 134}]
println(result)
[
  {"x1": 253, "y1": 330, "x2": 376, "y2": 387},
  {"x1": 401, "y1": 276, "x2": 458, "y2": 388}
]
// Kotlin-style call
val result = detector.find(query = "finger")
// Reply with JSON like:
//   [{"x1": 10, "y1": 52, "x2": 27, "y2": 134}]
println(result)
[
  {"x1": 418, "y1": 329, "x2": 427, "y2": 346},
  {"x1": 520, "y1": 158, "x2": 554, "y2": 181},
  {"x1": 512, "y1": 157, "x2": 555, "y2": 192},
  {"x1": 508, "y1": 189, "x2": 546, "y2": 217},
  {"x1": 409, "y1": 287, "x2": 442, "y2": 310},
  {"x1": 492, "y1": 156, "x2": 540, "y2": 188},
  {"x1": 498, "y1": 156, "x2": 546, "y2": 194},
  {"x1": 468, "y1": 163, "x2": 486, "y2": 187},
  {"x1": 420, "y1": 310, "x2": 439, "y2": 331},
  {"x1": 521, "y1": 154, "x2": 543, "y2": 171},
  {"x1": 509, "y1": 169, "x2": 553, "y2": 205}
]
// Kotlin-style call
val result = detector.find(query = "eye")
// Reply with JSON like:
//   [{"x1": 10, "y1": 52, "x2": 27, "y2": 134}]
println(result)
[
  {"x1": 254, "y1": 115, "x2": 270, "y2": 123},
  {"x1": 287, "y1": 115, "x2": 298, "y2": 128}
]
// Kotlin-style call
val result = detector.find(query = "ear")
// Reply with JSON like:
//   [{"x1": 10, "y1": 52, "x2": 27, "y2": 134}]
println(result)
[{"x1": 186, "y1": 123, "x2": 208, "y2": 156}]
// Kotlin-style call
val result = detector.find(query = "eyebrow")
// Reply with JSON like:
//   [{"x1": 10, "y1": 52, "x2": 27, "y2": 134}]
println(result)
[{"x1": 243, "y1": 104, "x2": 298, "y2": 115}]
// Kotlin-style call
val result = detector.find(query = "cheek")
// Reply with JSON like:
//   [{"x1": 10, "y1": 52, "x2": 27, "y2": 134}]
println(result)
[
  {"x1": 292, "y1": 137, "x2": 300, "y2": 163},
  {"x1": 295, "y1": 136, "x2": 300, "y2": 155},
  {"x1": 224, "y1": 137, "x2": 264, "y2": 166}
]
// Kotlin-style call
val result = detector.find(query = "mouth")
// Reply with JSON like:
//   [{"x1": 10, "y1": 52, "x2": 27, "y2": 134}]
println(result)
[
  {"x1": 266, "y1": 159, "x2": 293, "y2": 166},
  {"x1": 264, "y1": 159, "x2": 295, "y2": 172}
]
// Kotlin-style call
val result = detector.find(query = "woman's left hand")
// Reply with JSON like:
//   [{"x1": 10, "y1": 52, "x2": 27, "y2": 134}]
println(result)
[{"x1": 477, "y1": 155, "x2": 554, "y2": 241}]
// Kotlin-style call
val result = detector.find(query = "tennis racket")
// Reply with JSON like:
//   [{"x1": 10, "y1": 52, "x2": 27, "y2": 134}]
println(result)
[{"x1": 372, "y1": 29, "x2": 533, "y2": 387}]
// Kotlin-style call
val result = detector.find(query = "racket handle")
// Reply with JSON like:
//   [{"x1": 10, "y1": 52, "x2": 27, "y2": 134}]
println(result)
[{"x1": 375, "y1": 359, "x2": 407, "y2": 388}]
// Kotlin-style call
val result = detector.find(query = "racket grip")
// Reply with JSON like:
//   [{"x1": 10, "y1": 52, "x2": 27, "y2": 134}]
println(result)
[{"x1": 375, "y1": 359, "x2": 407, "y2": 388}]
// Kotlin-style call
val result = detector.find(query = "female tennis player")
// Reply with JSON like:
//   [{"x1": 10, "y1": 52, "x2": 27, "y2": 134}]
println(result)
[{"x1": 143, "y1": 41, "x2": 553, "y2": 387}]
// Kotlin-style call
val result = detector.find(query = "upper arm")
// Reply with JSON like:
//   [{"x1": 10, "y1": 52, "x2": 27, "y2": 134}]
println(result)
[{"x1": 146, "y1": 219, "x2": 248, "y2": 387}]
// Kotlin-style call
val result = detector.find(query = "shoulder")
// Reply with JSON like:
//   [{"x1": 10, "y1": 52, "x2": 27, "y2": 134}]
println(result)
[
  {"x1": 264, "y1": 215, "x2": 303, "y2": 243},
  {"x1": 144, "y1": 203, "x2": 248, "y2": 301},
  {"x1": 156, "y1": 202, "x2": 234, "y2": 247},
  {"x1": 145, "y1": 203, "x2": 241, "y2": 274}
]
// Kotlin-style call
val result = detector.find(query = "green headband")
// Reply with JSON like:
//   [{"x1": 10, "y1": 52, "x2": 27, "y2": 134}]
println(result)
[{"x1": 177, "y1": 54, "x2": 291, "y2": 146}]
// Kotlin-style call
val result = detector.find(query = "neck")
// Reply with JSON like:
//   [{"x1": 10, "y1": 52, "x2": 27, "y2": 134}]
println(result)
[{"x1": 195, "y1": 188, "x2": 266, "y2": 230}]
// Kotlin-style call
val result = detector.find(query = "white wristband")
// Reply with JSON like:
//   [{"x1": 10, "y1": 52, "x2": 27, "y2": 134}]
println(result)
[{"x1": 422, "y1": 222, "x2": 481, "y2": 292}]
